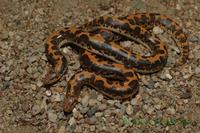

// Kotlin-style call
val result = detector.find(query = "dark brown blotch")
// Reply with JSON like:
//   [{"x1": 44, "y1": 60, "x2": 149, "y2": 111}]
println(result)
[
  {"x1": 157, "y1": 50, "x2": 165, "y2": 55},
  {"x1": 124, "y1": 71, "x2": 134, "y2": 77},
  {"x1": 51, "y1": 45, "x2": 57, "y2": 50},
  {"x1": 54, "y1": 51, "x2": 61, "y2": 55},
  {"x1": 95, "y1": 80, "x2": 104, "y2": 88},
  {"x1": 106, "y1": 79, "x2": 114, "y2": 85},
  {"x1": 105, "y1": 17, "x2": 113, "y2": 25},
  {"x1": 140, "y1": 14, "x2": 149, "y2": 24},
  {"x1": 98, "y1": 16, "x2": 105, "y2": 25},
  {"x1": 75, "y1": 30, "x2": 82, "y2": 35},
  {"x1": 175, "y1": 29, "x2": 183, "y2": 36},
  {"x1": 128, "y1": 80, "x2": 139, "y2": 88},
  {"x1": 127, "y1": 18, "x2": 136, "y2": 25},
  {"x1": 133, "y1": 26, "x2": 141, "y2": 35},
  {"x1": 149, "y1": 13, "x2": 156, "y2": 23},
  {"x1": 79, "y1": 34, "x2": 90, "y2": 44}
]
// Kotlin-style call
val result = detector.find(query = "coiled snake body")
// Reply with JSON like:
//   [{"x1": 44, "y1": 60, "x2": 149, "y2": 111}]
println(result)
[{"x1": 43, "y1": 13, "x2": 189, "y2": 113}]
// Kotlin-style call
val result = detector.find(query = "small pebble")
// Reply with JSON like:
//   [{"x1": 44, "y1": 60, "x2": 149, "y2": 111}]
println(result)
[
  {"x1": 63, "y1": 47, "x2": 71, "y2": 54},
  {"x1": 126, "y1": 104, "x2": 133, "y2": 115},
  {"x1": 58, "y1": 126, "x2": 66, "y2": 133},
  {"x1": 90, "y1": 125, "x2": 96, "y2": 132},
  {"x1": 95, "y1": 112, "x2": 103, "y2": 117},
  {"x1": 97, "y1": 94, "x2": 104, "y2": 101},
  {"x1": 51, "y1": 92, "x2": 62, "y2": 102},
  {"x1": 153, "y1": 26, "x2": 164, "y2": 34},
  {"x1": 1, "y1": 31, "x2": 9, "y2": 40},
  {"x1": 195, "y1": 100, "x2": 200, "y2": 105},
  {"x1": 87, "y1": 116, "x2": 97, "y2": 124},
  {"x1": 166, "y1": 107, "x2": 176, "y2": 115},
  {"x1": 147, "y1": 80, "x2": 155, "y2": 89},
  {"x1": 147, "y1": 107, "x2": 154, "y2": 115},
  {"x1": 107, "y1": 100, "x2": 115, "y2": 106},
  {"x1": 22, "y1": 102, "x2": 30, "y2": 112},
  {"x1": 195, "y1": 67, "x2": 200, "y2": 73},
  {"x1": 32, "y1": 104, "x2": 41, "y2": 116},
  {"x1": 45, "y1": 90, "x2": 52, "y2": 97},
  {"x1": 165, "y1": 73, "x2": 173, "y2": 80},
  {"x1": 48, "y1": 111, "x2": 57, "y2": 122},
  {"x1": 31, "y1": 84, "x2": 37, "y2": 91},
  {"x1": 88, "y1": 99, "x2": 97, "y2": 107},
  {"x1": 176, "y1": 4, "x2": 181, "y2": 10},
  {"x1": 53, "y1": 87, "x2": 64, "y2": 93},
  {"x1": 5, "y1": 77, "x2": 11, "y2": 81},
  {"x1": 6, "y1": 109, "x2": 13, "y2": 115},
  {"x1": 68, "y1": 117, "x2": 76, "y2": 126},
  {"x1": 131, "y1": 98, "x2": 137, "y2": 106},
  {"x1": 81, "y1": 95, "x2": 90, "y2": 107},
  {"x1": 36, "y1": 80, "x2": 43, "y2": 87},
  {"x1": 79, "y1": 107, "x2": 89, "y2": 114},
  {"x1": 98, "y1": 103, "x2": 107, "y2": 111},
  {"x1": 74, "y1": 126, "x2": 82, "y2": 132},
  {"x1": 73, "y1": 109, "x2": 83, "y2": 119},
  {"x1": 2, "y1": 81, "x2": 11, "y2": 90},
  {"x1": 188, "y1": 35, "x2": 199, "y2": 43},
  {"x1": 87, "y1": 107, "x2": 97, "y2": 117}
]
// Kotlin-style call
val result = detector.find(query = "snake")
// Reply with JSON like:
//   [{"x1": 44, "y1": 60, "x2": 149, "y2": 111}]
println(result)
[{"x1": 42, "y1": 13, "x2": 189, "y2": 113}]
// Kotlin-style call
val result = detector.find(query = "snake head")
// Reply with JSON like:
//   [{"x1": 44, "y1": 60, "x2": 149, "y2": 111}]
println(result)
[{"x1": 63, "y1": 95, "x2": 78, "y2": 113}]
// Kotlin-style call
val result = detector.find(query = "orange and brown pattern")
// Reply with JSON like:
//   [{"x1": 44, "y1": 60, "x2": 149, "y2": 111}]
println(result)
[{"x1": 43, "y1": 13, "x2": 189, "y2": 113}]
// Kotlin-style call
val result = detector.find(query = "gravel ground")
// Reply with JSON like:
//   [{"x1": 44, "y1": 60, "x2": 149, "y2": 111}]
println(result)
[{"x1": 0, "y1": 0, "x2": 200, "y2": 132}]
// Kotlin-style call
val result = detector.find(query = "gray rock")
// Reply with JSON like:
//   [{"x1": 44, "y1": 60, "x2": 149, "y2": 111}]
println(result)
[
  {"x1": 68, "y1": 117, "x2": 76, "y2": 126},
  {"x1": 22, "y1": 102, "x2": 30, "y2": 113},
  {"x1": 81, "y1": 95, "x2": 89, "y2": 107},
  {"x1": 2, "y1": 81, "x2": 11, "y2": 90},
  {"x1": 32, "y1": 104, "x2": 41, "y2": 116},
  {"x1": 114, "y1": 102, "x2": 122, "y2": 108},
  {"x1": 97, "y1": 94, "x2": 104, "y2": 101},
  {"x1": 36, "y1": 80, "x2": 43, "y2": 87},
  {"x1": 48, "y1": 111, "x2": 57, "y2": 122},
  {"x1": 131, "y1": 98, "x2": 138, "y2": 106},
  {"x1": 26, "y1": 66, "x2": 33, "y2": 74},
  {"x1": 147, "y1": 80, "x2": 155, "y2": 89},
  {"x1": 87, "y1": 116, "x2": 97, "y2": 124},
  {"x1": 90, "y1": 91, "x2": 98, "y2": 99},
  {"x1": 29, "y1": 56, "x2": 38, "y2": 63},
  {"x1": 87, "y1": 107, "x2": 97, "y2": 117},
  {"x1": 120, "y1": 104, "x2": 126, "y2": 114},
  {"x1": 98, "y1": 103, "x2": 107, "y2": 111},
  {"x1": 188, "y1": 35, "x2": 199, "y2": 43},
  {"x1": 90, "y1": 125, "x2": 96, "y2": 132},
  {"x1": 79, "y1": 106, "x2": 89, "y2": 114}
]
